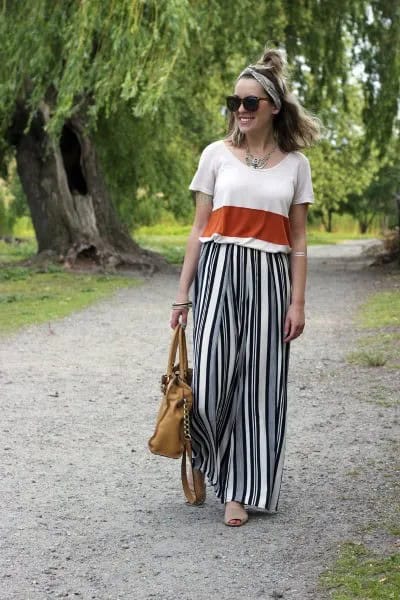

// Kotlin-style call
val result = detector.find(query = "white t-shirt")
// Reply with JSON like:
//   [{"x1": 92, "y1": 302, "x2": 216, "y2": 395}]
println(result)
[{"x1": 189, "y1": 140, "x2": 314, "y2": 253}]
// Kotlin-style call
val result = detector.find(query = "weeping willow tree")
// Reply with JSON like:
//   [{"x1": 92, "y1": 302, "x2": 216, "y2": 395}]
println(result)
[
  {"x1": 136, "y1": 0, "x2": 400, "y2": 231},
  {"x1": 1, "y1": 0, "x2": 399, "y2": 264},
  {"x1": 0, "y1": 0, "x2": 191, "y2": 268}
]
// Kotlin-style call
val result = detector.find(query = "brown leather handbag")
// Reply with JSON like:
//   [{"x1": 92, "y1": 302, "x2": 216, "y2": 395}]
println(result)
[{"x1": 148, "y1": 324, "x2": 205, "y2": 505}]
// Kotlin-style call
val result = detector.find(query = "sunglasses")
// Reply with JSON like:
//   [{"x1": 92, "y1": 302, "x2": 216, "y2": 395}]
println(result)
[{"x1": 226, "y1": 95, "x2": 269, "y2": 112}]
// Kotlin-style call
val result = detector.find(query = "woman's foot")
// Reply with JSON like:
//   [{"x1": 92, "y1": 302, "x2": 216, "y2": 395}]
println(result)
[{"x1": 224, "y1": 501, "x2": 248, "y2": 527}]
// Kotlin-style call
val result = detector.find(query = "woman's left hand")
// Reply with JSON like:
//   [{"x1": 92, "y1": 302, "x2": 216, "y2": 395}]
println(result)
[{"x1": 283, "y1": 304, "x2": 305, "y2": 343}]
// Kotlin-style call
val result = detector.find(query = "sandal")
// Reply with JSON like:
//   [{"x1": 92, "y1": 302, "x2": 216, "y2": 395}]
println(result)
[{"x1": 224, "y1": 501, "x2": 248, "y2": 527}]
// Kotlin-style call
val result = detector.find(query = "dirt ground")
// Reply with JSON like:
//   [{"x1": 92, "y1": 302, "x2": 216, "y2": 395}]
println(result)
[{"x1": 0, "y1": 242, "x2": 398, "y2": 600}]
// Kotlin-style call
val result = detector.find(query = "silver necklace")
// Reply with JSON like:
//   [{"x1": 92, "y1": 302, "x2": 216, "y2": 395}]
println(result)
[{"x1": 245, "y1": 144, "x2": 277, "y2": 169}]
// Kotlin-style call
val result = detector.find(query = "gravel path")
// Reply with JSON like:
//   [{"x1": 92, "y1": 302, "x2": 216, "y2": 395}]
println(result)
[{"x1": 1, "y1": 242, "x2": 398, "y2": 600}]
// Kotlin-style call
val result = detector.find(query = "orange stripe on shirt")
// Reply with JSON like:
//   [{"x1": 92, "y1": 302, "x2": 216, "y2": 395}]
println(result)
[{"x1": 202, "y1": 206, "x2": 292, "y2": 247}]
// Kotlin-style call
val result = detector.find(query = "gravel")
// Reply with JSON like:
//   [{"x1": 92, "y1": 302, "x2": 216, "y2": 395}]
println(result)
[{"x1": 1, "y1": 242, "x2": 398, "y2": 600}]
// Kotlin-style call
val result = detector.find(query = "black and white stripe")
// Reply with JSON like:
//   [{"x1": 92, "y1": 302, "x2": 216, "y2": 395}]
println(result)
[{"x1": 192, "y1": 242, "x2": 291, "y2": 511}]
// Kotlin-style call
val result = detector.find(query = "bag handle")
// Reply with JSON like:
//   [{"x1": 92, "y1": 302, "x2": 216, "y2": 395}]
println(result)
[
  {"x1": 166, "y1": 324, "x2": 189, "y2": 381},
  {"x1": 166, "y1": 325, "x2": 180, "y2": 377}
]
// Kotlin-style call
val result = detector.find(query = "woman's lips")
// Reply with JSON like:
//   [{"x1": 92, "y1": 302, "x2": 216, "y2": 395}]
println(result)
[{"x1": 238, "y1": 116, "x2": 254, "y2": 124}]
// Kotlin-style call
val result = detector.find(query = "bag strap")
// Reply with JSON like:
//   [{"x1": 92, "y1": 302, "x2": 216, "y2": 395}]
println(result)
[
  {"x1": 167, "y1": 326, "x2": 200, "y2": 503},
  {"x1": 180, "y1": 390, "x2": 203, "y2": 504},
  {"x1": 178, "y1": 325, "x2": 189, "y2": 381}
]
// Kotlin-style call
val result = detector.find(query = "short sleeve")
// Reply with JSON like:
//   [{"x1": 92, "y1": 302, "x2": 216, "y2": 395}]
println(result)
[
  {"x1": 189, "y1": 144, "x2": 217, "y2": 196},
  {"x1": 292, "y1": 154, "x2": 314, "y2": 205}
]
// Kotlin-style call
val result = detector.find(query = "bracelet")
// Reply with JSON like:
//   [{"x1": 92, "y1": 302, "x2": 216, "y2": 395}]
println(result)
[
  {"x1": 171, "y1": 301, "x2": 192, "y2": 310},
  {"x1": 293, "y1": 251, "x2": 306, "y2": 257}
]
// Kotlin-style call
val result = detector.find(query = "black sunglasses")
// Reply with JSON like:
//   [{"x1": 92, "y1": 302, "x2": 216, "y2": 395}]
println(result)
[{"x1": 226, "y1": 95, "x2": 269, "y2": 112}]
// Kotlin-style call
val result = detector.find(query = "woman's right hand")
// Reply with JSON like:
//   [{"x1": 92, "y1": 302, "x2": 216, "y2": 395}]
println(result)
[
  {"x1": 170, "y1": 295, "x2": 190, "y2": 329},
  {"x1": 170, "y1": 306, "x2": 189, "y2": 330}
]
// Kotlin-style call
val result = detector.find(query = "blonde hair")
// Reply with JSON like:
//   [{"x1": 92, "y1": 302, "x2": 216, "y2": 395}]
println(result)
[{"x1": 227, "y1": 48, "x2": 321, "y2": 152}]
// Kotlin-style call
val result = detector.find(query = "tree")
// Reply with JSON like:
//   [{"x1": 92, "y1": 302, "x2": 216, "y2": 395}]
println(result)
[
  {"x1": 105, "y1": 0, "x2": 400, "y2": 234},
  {"x1": 0, "y1": 1, "x2": 191, "y2": 268},
  {"x1": 347, "y1": 156, "x2": 400, "y2": 233},
  {"x1": 307, "y1": 84, "x2": 381, "y2": 232},
  {"x1": 1, "y1": 0, "x2": 399, "y2": 263}
]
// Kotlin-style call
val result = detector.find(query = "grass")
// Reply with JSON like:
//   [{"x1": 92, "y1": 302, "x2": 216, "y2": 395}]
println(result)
[
  {"x1": 347, "y1": 349, "x2": 388, "y2": 368},
  {"x1": 0, "y1": 265, "x2": 139, "y2": 335},
  {"x1": 328, "y1": 278, "x2": 400, "y2": 599},
  {"x1": 1, "y1": 227, "x2": 378, "y2": 267},
  {"x1": 3, "y1": 218, "x2": 378, "y2": 266},
  {"x1": 134, "y1": 223, "x2": 190, "y2": 264},
  {"x1": 358, "y1": 292, "x2": 400, "y2": 329},
  {"x1": 347, "y1": 279, "x2": 400, "y2": 370},
  {"x1": 307, "y1": 230, "x2": 376, "y2": 245},
  {"x1": 134, "y1": 223, "x2": 377, "y2": 264},
  {"x1": 0, "y1": 239, "x2": 37, "y2": 263},
  {"x1": 320, "y1": 542, "x2": 400, "y2": 599},
  {"x1": 0, "y1": 238, "x2": 139, "y2": 335},
  {"x1": 347, "y1": 333, "x2": 400, "y2": 369}
]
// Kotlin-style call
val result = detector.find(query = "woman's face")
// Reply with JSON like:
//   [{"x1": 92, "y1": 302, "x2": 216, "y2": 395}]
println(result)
[{"x1": 233, "y1": 78, "x2": 278, "y2": 136}]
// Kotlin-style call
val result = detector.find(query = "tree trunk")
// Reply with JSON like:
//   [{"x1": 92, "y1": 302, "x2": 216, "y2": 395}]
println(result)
[
  {"x1": 11, "y1": 102, "x2": 165, "y2": 271},
  {"x1": 359, "y1": 221, "x2": 368, "y2": 234},
  {"x1": 327, "y1": 209, "x2": 333, "y2": 233}
]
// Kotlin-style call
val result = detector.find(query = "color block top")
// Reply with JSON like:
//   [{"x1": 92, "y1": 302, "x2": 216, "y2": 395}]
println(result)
[{"x1": 189, "y1": 140, "x2": 314, "y2": 253}]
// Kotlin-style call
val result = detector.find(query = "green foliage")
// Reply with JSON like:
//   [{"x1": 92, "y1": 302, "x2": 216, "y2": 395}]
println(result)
[
  {"x1": 12, "y1": 217, "x2": 35, "y2": 239},
  {"x1": 308, "y1": 84, "x2": 382, "y2": 232},
  {"x1": 354, "y1": 0, "x2": 400, "y2": 152},
  {"x1": 0, "y1": 0, "x2": 192, "y2": 139},
  {"x1": 0, "y1": 160, "x2": 28, "y2": 235},
  {"x1": 99, "y1": 0, "x2": 400, "y2": 230},
  {"x1": 284, "y1": 0, "x2": 400, "y2": 153},
  {"x1": 0, "y1": 268, "x2": 139, "y2": 334},
  {"x1": 0, "y1": 239, "x2": 37, "y2": 264},
  {"x1": 1, "y1": 1, "x2": 399, "y2": 233},
  {"x1": 347, "y1": 151, "x2": 400, "y2": 232},
  {"x1": 94, "y1": 104, "x2": 198, "y2": 225}
]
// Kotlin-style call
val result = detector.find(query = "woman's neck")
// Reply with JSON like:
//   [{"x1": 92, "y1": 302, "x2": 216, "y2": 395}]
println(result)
[{"x1": 245, "y1": 129, "x2": 275, "y2": 153}]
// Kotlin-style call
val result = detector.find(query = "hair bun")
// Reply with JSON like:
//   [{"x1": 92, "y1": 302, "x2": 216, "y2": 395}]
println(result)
[{"x1": 259, "y1": 48, "x2": 286, "y2": 76}]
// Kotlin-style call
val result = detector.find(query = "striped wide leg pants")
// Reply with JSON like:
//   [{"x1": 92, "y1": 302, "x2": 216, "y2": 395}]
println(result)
[{"x1": 191, "y1": 242, "x2": 291, "y2": 511}]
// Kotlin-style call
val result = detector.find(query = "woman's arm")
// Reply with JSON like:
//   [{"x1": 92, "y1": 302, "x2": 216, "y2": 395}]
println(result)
[
  {"x1": 284, "y1": 203, "x2": 309, "y2": 343},
  {"x1": 170, "y1": 193, "x2": 212, "y2": 329}
]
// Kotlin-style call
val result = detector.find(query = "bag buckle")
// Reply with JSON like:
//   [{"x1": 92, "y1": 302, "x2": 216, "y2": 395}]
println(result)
[{"x1": 160, "y1": 374, "x2": 169, "y2": 394}]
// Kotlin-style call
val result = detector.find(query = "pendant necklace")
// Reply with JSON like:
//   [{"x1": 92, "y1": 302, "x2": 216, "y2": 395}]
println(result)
[{"x1": 245, "y1": 143, "x2": 277, "y2": 169}]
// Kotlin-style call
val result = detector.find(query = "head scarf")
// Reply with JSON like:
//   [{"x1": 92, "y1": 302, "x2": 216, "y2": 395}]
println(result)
[{"x1": 238, "y1": 65, "x2": 282, "y2": 111}]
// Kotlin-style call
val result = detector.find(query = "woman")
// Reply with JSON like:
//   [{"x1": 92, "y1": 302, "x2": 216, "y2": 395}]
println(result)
[{"x1": 170, "y1": 48, "x2": 320, "y2": 527}]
